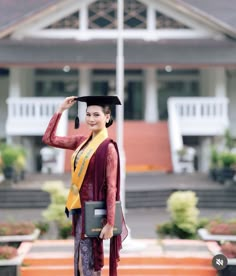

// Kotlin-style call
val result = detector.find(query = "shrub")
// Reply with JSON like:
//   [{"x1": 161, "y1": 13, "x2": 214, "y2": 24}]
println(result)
[
  {"x1": 219, "y1": 152, "x2": 236, "y2": 168},
  {"x1": 58, "y1": 221, "x2": 72, "y2": 239},
  {"x1": 1, "y1": 147, "x2": 19, "y2": 168},
  {"x1": 167, "y1": 191, "x2": 199, "y2": 237},
  {"x1": 42, "y1": 181, "x2": 71, "y2": 239},
  {"x1": 34, "y1": 221, "x2": 50, "y2": 236},
  {"x1": 0, "y1": 246, "x2": 18, "y2": 260},
  {"x1": 157, "y1": 191, "x2": 200, "y2": 239},
  {"x1": 210, "y1": 147, "x2": 219, "y2": 168}
]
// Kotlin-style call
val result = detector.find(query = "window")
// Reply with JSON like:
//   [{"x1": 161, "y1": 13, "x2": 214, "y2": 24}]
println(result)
[{"x1": 35, "y1": 69, "x2": 79, "y2": 119}]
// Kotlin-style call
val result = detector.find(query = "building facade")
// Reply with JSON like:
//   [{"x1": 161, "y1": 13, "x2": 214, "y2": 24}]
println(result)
[{"x1": 0, "y1": 0, "x2": 236, "y2": 173}]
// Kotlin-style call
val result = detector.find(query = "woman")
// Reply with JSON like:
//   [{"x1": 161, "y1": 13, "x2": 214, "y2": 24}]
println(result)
[{"x1": 42, "y1": 95, "x2": 127, "y2": 276}]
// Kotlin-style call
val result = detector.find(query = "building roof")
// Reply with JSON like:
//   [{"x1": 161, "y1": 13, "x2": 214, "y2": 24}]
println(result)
[
  {"x1": 182, "y1": 0, "x2": 236, "y2": 30},
  {"x1": 0, "y1": 38, "x2": 236, "y2": 67},
  {"x1": 0, "y1": 0, "x2": 236, "y2": 38},
  {"x1": 0, "y1": 0, "x2": 62, "y2": 37},
  {"x1": 1, "y1": 0, "x2": 236, "y2": 67}
]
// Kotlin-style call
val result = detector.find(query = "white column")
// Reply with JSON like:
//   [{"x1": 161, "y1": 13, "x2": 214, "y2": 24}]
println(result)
[
  {"x1": 8, "y1": 68, "x2": 21, "y2": 144},
  {"x1": 56, "y1": 110, "x2": 68, "y2": 173},
  {"x1": 22, "y1": 137, "x2": 35, "y2": 172},
  {"x1": 80, "y1": 3, "x2": 88, "y2": 31},
  {"x1": 9, "y1": 68, "x2": 21, "y2": 97},
  {"x1": 78, "y1": 69, "x2": 91, "y2": 122},
  {"x1": 144, "y1": 68, "x2": 158, "y2": 122},
  {"x1": 20, "y1": 69, "x2": 34, "y2": 97},
  {"x1": 0, "y1": 76, "x2": 9, "y2": 138},
  {"x1": 214, "y1": 68, "x2": 226, "y2": 97},
  {"x1": 147, "y1": 5, "x2": 156, "y2": 31},
  {"x1": 228, "y1": 70, "x2": 236, "y2": 137},
  {"x1": 199, "y1": 137, "x2": 211, "y2": 173},
  {"x1": 200, "y1": 68, "x2": 226, "y2": 97},
  {"x1": 116, "y1": 0, "x2": 126, "y2": 213},
  {"x1": 9, "y1": 68, "x2": 34, "y2": 97}
]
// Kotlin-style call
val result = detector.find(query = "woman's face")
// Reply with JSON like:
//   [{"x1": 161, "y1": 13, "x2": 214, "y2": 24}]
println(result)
[{"x1": 85, "y1": 105, "x2": 109, "y2": 134}]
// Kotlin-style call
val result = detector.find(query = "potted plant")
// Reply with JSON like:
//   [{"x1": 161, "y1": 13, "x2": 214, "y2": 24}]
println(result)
[
  {"x1": 0, "y1": 144, "x2": 26, "y2": 181},
  {"x1": 217, "y1": 152, "x2": 236, "y2": 184},
  {"x1": 209, "y1": 147, "x2": 220, "y2": 181},
  {"x1": 14, "y1": 150, "x2": 26, "y2": 181},
  {"x1": 1, "y1": 147, "x2": 18, "y2": 180}
]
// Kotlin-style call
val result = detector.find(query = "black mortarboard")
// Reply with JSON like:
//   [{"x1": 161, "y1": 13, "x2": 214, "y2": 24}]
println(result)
[
  {"x1": 76, "y1": 95, "x2": 121, "y2": 106},
  {"x1": 74, "y1": 95, "x2": 121, "y2": 129}
]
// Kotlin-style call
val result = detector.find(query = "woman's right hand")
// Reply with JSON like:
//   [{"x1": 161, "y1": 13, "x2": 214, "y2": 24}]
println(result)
[{"x1": 57, "y1": 96, "x2": 77, "y2": 113}]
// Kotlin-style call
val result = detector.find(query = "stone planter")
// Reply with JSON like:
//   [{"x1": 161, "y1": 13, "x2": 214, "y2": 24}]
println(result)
[
  {"x1": 207, "y1": 241, "x2": 236, "y2": 276},
  {"x1": 198, "y1": 228, "x2": 236, "y2": 242},
  {"x1": 0, "y1": 228, "x2": 40, "y2": 243},
  {"x1": 0, "y1": 242, "x2": 32, "y2": 276},
  {"x1": 2, "y1": 167, "x2": 16, "y2": 180},
  {"x1": 0, "y1": 229, "x2": 40, "y2": 276}
]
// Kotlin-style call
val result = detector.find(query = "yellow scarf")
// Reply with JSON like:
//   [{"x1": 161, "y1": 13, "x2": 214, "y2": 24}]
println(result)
[{"x1": 66, "y1": 128, "x2": 108, "y2": 211}]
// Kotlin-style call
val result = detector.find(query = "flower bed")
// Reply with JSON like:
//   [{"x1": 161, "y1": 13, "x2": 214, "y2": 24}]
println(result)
[
  {"x1": 221, "y1": 242, "x2": 236, "y2": 258},
  {"x1": 207, "y1": 220, "x2": 236, "y2": 235},
  {"x1": 207, "y1": 241, "x2": 236, "y2": 276},
  {"x1": 198, "y1": 219, "x2": 236, "y2": 242},
  {"x1": 0, "y1": 246, "x2": 17, "y2": 260},
  {"x1": 0, "y1": 222, "x2": 40, "y2": 244},
  {"x1": 0, "y1": 222, "x2": 35, "y2": 236},
  {"x1": 0, "y1": 242, "x2": 32, "y2": 276}
]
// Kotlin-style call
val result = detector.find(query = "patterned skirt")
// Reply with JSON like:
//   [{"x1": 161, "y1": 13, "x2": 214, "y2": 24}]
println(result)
[{"x1": 74, "y1": 213, "x2": 101, "y2": 276}]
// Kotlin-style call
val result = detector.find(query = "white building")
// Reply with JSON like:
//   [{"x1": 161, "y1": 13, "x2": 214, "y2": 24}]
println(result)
[{"x1": 0, "y1": 0, "x2": 235, "y2": 173}]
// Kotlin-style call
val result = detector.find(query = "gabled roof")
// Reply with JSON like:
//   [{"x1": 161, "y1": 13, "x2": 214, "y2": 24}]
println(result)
[
  {"x1": 180, "y1": 0, "x2": 236, "y2": 37},
  {"x1": 0, "y1": 0, "x2": 61, "y2": 37},
  {"x1": 0, "y1": 0, "x2": 236, "y2": 38}
]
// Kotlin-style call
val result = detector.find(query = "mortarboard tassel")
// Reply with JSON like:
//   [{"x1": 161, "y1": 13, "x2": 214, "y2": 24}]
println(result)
[
  {"x1": 74, "y1": 99, "x2": 80, "y2": 129},
  {"x1": 75, "y1": 116, "x2": 80, "y2": 129}
]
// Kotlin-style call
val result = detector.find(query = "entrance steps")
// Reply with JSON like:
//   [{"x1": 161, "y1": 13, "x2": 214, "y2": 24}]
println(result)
[{"x1": 20, "y1": 239, "x2": 217, "y2": 276}]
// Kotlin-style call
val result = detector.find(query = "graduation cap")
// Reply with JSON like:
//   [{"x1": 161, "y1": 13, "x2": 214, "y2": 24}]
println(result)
[{"x1": 74, "y1": 95, "x2": 121, "y2": 129}]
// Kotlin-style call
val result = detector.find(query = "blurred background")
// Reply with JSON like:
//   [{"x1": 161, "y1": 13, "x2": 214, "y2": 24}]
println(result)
[
  {"x1": 1, "y1": 1, "x2": 236, "y2": 275},
  {"x1": 1, "y1": 0, "x2": 236, "y2": 176}
]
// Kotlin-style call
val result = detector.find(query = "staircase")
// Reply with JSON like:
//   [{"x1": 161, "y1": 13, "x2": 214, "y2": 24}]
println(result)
[
  {"x1": 0, "y1": 189, "x2": 50, "y2": 208},
  {"x1": 20, "y1": 239, "x2": 217, "y2": 276},
  {"x1": 65, "y1": 120, "x2": 172, "y2": 173},
  {"x1": 126, "y1": 188, "x2": 236, "y2": 209},
  {"x1": 1, "y1": 172, "x2": 236, "y2": 209}
]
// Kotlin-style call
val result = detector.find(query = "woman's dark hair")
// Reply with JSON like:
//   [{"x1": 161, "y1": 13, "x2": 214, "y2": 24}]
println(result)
[
  {"x1": 86, "y1": 105, "x2": 113, "y2": 128},
  {"x1": 103, "y1": 105, "x2": 113, "y2": 128}
]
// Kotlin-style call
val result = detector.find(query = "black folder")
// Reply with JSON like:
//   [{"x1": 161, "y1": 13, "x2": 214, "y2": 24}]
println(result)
[{"x1": 84, "y1": 201, "x2": 122, "y2": 237}]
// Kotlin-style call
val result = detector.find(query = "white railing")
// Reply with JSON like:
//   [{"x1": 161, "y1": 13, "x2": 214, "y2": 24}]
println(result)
[
  {"x1": 6, "y1": 97, "x2": 65, "y2": 135},
  {"x1": 172, "y1": 97, "x2": 229, "y2": 135},
  {"x1": 6, "y1": 97, "x2": 68, "y2": 173},
  {"x1": 167, "y1": 97, "x2": 229, "y2": 173}
]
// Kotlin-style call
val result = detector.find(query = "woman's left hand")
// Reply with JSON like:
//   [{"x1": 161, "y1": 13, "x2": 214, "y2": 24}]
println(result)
[{"x1": 99, "y1": 223, "x2": 114, "y2": 240}]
